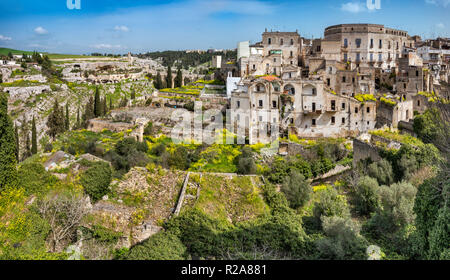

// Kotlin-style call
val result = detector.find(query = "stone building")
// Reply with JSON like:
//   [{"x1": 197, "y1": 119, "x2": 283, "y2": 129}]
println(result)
[
  {"x1": 323, "y1": 24, "x2": 414, "y2": 70},
  {"x1": 376, "y1": 97, "x2": 413, "y2": 128}
]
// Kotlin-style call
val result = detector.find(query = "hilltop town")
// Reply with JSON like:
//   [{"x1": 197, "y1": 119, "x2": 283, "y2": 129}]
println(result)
[{"x1": 0, "y1": 23, "x2": 448, "y2": 261}]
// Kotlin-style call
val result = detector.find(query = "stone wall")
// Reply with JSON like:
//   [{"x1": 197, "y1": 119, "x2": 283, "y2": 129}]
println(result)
[{"x1": 353, "y1": 138, "x2": 382, "y2": 167}]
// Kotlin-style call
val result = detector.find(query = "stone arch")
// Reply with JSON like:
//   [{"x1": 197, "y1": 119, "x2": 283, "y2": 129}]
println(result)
[
  {"x1": 255, "y1": 83, "x2": 266, "y2": 93},
  {"x1": 284, "y1": 84, "x2": 295, "y2": 95}
]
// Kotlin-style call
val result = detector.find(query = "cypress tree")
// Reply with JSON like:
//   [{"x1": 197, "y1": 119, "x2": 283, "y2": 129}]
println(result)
[
  {"x1": 94, "y1": 87, "x2": 101, "y2": 117},
  {"x1": 102, "y1": 97, "x2": 107, "y2": 116},
  {"x1": 24, "y1": 133, "x2": 31, "y2": 160},
  {"x1": 0, "y1": 93, "x2": 18, "y2": 190},
  {"x1": 155, "y1": 71, "x2": 162, "y2": 90},
  {"x1": 14, "y1": 125, "x2": 19, "y2": 162},
  {"x1": 75, "y1": 107, "x2": 80, "y2": 130},
  {"x1": 109, "y1": 97, "x2": 113, "y2": 111},
  {"x1": 46, "y1": 98, "x2": 65, "y2": 140},
  {"x1": 31, "y1": 116, "x2": 37, "y2": 154},
  {"x1": 82, "y1": 97, "x2": 95, "y2": 128},
  {"x1": 166, "y1": 66, "x2": 173, "y2": 89},
  {"x1": 175, "y1": 68, "x2": 183, "y2": 88},
  {"x1": 65, "y1": 103, "x2": 70, "y2": 131},
  {"x1": 131, "y1": 89, "x2": 136, "y2": 100}
]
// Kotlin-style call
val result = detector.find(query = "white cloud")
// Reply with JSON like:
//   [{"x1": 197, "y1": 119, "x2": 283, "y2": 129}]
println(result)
[
  {"x1": 341, "y1": 2, "x2": 366, "y2": 13},
  {"x1": 425, "y1": 0, "x2": 450, "y2": 7},
  {"x1": 114, "y1": 25, "x2": 129, "y2": 32},
  {"x1": 436, "y1": 23, "x2": 445, "y2": 28},
  {"x1": 0, "y1": 35, "x2": 12, "y2": 41},
  {"x1": 92, "y1": 44, "x2": 123, "y2": 49},
  {"x1": 34, "y1": 26, "x2": 48, "y2": 35}
]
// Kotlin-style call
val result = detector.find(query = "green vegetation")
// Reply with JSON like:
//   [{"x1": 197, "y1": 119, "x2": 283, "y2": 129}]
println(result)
[
  {"x1": 79, "y1": 161, "x2": 112, "y2": 202},
  {"x1": 354, "y1": 94, "x2": 376, "y2": 102}
]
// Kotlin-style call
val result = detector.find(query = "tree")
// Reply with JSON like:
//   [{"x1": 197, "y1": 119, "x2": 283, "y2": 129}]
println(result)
[
  {"x1": 281, "y1": 170, "x2": 311, "y2": 209},
  {"x1": 109, "y1": 97, "x2": 113, "y2": 111},
  {"x1": 166, "y1": 66, "x2": 173, "y2": 88},
  {"x1": 313, "y1": 187, "x2": 350, "y2": 221},
  {"x1": 353, "y1": 176, "x2": 380, "y2": 216},
  {"x1": 31, "y1": 116, "x2": 37, "y2": 154},
  {"x1": 102, "y1": 97, "x2": 107, "y2": 115},
  {"x1": 64, "y1": 103, "x2": 70, "y2": 131},
  {"x1": 14, "y1": 125, "x2": 19, "y2": 161},
  {"x1": 0, "y1": 93, "x2": 18, "y2": 190},
  {"x1": 46, "y1": 98, "x2": 65, "y2": 140},
  {"x1": 82, "y1": 97, "x2": 95, "y2": 128},
  {"x1": 38, "y1": 191, "x2": 90, "y2": 252},
  {"x1": 379, "y1": 181, "x2": 417, "y2": 230},
  {"x1": 74, "y1": 108, "x2": 80, "y2": 130},
  {"x1": 175, "y1": 68, "x2": 183, "y2": 88},
  {"x1": 130, "y1": 89, "x2": 136, "y2": 100},
  {"x1": 24, "y1": 133, "x2": 31, "y2": 160},
  {"x1": 94, "y1": 87, "x2": 101, "y2": 117},
  {"x1": 154, "y1": 71, "x2": 163, "y2": 90},
  {"x1": 367, "y1": 159, "x2": 394, "y2": 185}
]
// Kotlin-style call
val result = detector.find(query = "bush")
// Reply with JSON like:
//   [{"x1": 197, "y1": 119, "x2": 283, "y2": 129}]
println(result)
[
  {"x1": 17, "y1": 162, "x2": 58, "y2": 196},
  {"x1": 313, "y1": 187, "x2": 350, "y2": 222},
  {"x1": 143, "y1": 122, "x2": 153, "y2": 136},
  {"x1": 237, "y1": 157, "x2": 257, "y2": 175},
  {"x1": 79, "y1": 162, "x2": 112, "y2": 202},
  {"x1": 121, "y1": 232, "x2": 187, "y2": 260},
  {"x1": 281, "y1": 171, "x2": 311, "y2": 209},
  {"x1": 367, "y1": 159, "x2": 394, "y2": 185},
  {"x1": 353, "y1": 176, "x2": 380, "y2": 216},
  {"x1": 315, "y1": 216, "x2": 368, "y2": 260}
]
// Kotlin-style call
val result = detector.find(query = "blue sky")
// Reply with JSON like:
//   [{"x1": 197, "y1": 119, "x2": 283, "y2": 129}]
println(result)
[{"x1": 0, "y1": 0, "x2": 448, "y2": 54}]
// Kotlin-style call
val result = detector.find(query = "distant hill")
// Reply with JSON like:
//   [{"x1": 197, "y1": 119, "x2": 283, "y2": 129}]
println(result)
[
  {"x1": 0, "y1": 48, "x2": 36, "y2": 56},
  {"x1": 0, "y1": 48, "x2": 96, "y2": 59}
]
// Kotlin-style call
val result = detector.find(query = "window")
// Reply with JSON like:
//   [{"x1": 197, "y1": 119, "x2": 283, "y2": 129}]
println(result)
[
  {"x1": 259, "y1": 116, "x2": 263, "y2": 122},
  {"x1": 342, "y1": 118, "x2": 345, "y2": 125},
  {"x1": 253, "y1": 64, "x2": 256, "y2": 70},
  {"x1": 343, "y1": 53, "x2": 348, "y2": 62},
  {"x1": 312, "y1": 102, "x2": 316, "y2": 112},
  {"x1": 237, "y1": 101, "x2": 240, "y2": 108},
  {"x1": 280, "y1": 39, "x2": 284, "y2": 45},
  {"x1": 272, "y1": 101, "x2": 277, "y2": 108},
  {"x1": 290, "y1": 61, "x2": 293, "y2": 65},
  {"x1": 352, "y1": 77, "x2": 355, "y2": 83},
  {"x1": 379, "y1": 53, "x2": 382, "y2": 61},
  {"x1": 418, "y1": 100, "x2": 421, "y2": 106},
  {"x1": 370, "y1": 53, "x2": 374, "y2": 62},
  {"x1": 370, "y1": 38, "x2": 374, "y2": 48},
  {"x1": 342, "y1": 102, "x2": 346, "y2": 110},
  {"x1": 327, "y1": 78, "x2": 330, "y2": 86},
  {"x1": 259, "y1": 100, "x2": 263, "y2": 107},
  {"x1": 367, "y1": 107, "x2": 370, "y2": 113},
  {"x1": 355, "y1": 107, "x2": 358, "y2": 113},
  {"x1": 290, "y1": 51, "x2": 293, "y2": 57},
  {"x1": 356, "y1": 38, "x2": 361, "y2": 48},
  {"x1": 290, "y1": 38, "x2": 294, "y2": 45},
  {"x1": 379, "y1": 39, "x2": 382, "y2": 48},
  {"x1": 342, "y1": 76, "x2": 346, "y2": 83},
  {"x1": 268, "y1": 38, "x2": 272, "y2": 44},
  {"x1": 312, "y1": 88, "x2": 317, "y2": 95},
  {"x1": 274, "y1": 58, "x2": 276, "y2": 62},
  {"x1": 331, "y1": 100, "x2": 336, "y2": 110},
  {"x1": 344, "y1": 38, "x2": 348, "y2": 47},
  {"x1": 312, "y1": 119, "x2": 316, "y2": 126},
  {"x1": 331, "y1": 116, "x2": 335, "y2": 124},
  {"x1": 356, "y1": 53, "x2": 361, "y2": 61},
  {"x1": 290, "y1": 118, "x2": 294, "y2": 124},
  {"x1": 416, "y1": 70, "x2": 419, "y2": 77}
]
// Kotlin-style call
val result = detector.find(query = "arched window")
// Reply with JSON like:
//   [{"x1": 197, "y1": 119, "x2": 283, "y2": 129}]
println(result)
[
  {"x1": 280, "y1": 39, "x2": 284, "y2": 45},
  {"x1": 284, "y1": 84, "x2": 295, "y2": 95},
  {"x1": 268, "y1": 38, "x2": 272, "y2": 44}
]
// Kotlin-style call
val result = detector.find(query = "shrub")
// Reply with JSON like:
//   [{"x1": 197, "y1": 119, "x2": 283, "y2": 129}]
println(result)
[
  {"x1": 367, "y1": 159, "x2": 394, "y2": 185},
  {"x1": 313, "y1": 187, "x2": 350, "y2": 221},
  {"x1": 281, "y1": 171, "x2": 311, "y2": 209},
  {"x1": 79, "y1": 162, "x2": 112, "y2": 202},
  {"x1": 17, "y1": 162, "x2": 58, "y2": 196},
  {"x1": 237, "y1": 157, "x2": 257, "y2": 175},
  {"x1": 122, "y1": 232, "x2": 187, "y2": 260},
  {"x1": 353, "y1": 176, "x2": 380, "y2": 216}
]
